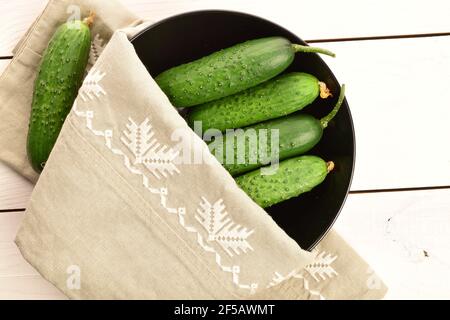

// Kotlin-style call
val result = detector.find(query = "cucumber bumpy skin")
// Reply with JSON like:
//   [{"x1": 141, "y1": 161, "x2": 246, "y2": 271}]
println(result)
[
  {"x1": 27, "y1": 15, "x2": 93, "y2": 173},
  {"x1": 210, "y1": 85, "x2": 346, "y2": 176},
  {"x1": 189, "y1": 72, "x2": 329, "y2": 132},
  {"x1": 155, "y1": 37, "x2": 335, "y2": 108},
  {"x1": 235, "y1": 155, "x2": 334, "y2": 208}
]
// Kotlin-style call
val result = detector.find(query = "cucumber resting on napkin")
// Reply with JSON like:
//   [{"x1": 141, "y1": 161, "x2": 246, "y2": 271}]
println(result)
[{"x1": 27, "y1": 13, "x2": 95, "y2": 173}]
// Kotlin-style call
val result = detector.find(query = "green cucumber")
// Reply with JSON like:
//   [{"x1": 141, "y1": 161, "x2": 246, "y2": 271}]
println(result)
[
  {"x1": 236, "y1": 155, "x2": 334, "y2": 208},
  {"x1": 209, "y1": 85, "x2": 345, "y2": 176},
  {"x1": 27, "y1": 14, "x2": 94, "y2": 173},
  {"x1": 155, "y1": 37, "x2": 335, "y2": 107},
  {"x1": 188, "y1": 72, "x2": 331, "y2": 132}
]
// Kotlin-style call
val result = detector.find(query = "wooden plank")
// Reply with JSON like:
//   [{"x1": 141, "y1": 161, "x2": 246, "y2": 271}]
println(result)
[
  {"x1": 322, "y1": 36, "x2": 450, "y2": 191},
  {"x1": 0, "y1": 211, "x2": 24, "y2": 242},
  {"x1": 0, "y1": 242, "x2": 39, "y2": 277},
  {"x1": 0, "y1": 0, "x2": 46, "y2": 57},
  {"x1": 0, "y1": 188, "x2": 449, "y2": 298},
  {"x1": 0, "y1": 163, "x2": 33, "y2": 211},
  {"x1": 335, "y1": 188, "x2": 450, "y2": 299},
  {"x1": 1, "y1": 0, "x2": 450, "y2": 56},
  {"x1": 0, "y1": 276, "x2": 66, "y2": 300},
  {"x1": 125, "y1": 0, "x2": 450, "y2": 40}
]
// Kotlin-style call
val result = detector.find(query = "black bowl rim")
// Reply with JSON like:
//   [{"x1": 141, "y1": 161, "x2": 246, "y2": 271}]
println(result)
[{"x1": 130, "y1": 9, "x2": 356, "y2": 251}]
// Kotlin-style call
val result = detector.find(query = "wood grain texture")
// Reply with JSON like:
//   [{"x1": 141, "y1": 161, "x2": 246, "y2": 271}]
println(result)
[
  {"x1": 0, "y1": 242, "x2": 39, "y2": 277},
  {"x1": 1, "y1": 0, "x2": 450, "y2": 56},
  {"x1": 0, "y1": 164, "x2": 33, "y2": 211},
  {"x1": 0, "y1": 276, "x2": 66, "y2": 300},
  {"x1": 335, "y1": 188, "x2": 450, "y2": 299},
  {"x1": 0, "y1": 211, "x2": 24, "y2": 242},
  {"x1": 0, "y1": 0, "x2": 47, "y2": 57},
  {"x1": 322, "y1": 36, "x2": 450, "y2": 191}
]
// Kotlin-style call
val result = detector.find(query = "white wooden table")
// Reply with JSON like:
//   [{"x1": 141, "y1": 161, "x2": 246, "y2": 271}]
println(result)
[{"x1": 1, "y1": 0, "x2": 449, "y2": 299}]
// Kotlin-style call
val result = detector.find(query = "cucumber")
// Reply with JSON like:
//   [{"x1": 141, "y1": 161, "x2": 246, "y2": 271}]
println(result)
[
  {"x1": 27, "y1": 14, "x2": 94, "y2": 173},
  {"x1": 235, "y1": 155, "x2": 334, "y2": 208},
  {"x1": 210, "y1": 85, "x2": 345, "y2": 176},
  {"x1": 155, "y1": 37, "x2": 335, "y2": 107},
  {"x1": 188, "y1": 72, "x2": 331, "y2": 132}
]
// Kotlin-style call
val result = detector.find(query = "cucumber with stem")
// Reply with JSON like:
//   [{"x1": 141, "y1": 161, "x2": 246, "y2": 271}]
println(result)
[
  {"x1": 209, "y1": 85, "x2": 346, "y2": 176},
  {"x1": 156, "y1": 37, "x2": 335, "y2": 107},
  {"x1": 189, "y1": 72, "x2": 332, "y2": 132},
  {"x1": 236, "y1": 155, "x2": 334, "y2": 208},
  {"x1": 27, "y1": 13, "x2": 94, "y2": 173}
]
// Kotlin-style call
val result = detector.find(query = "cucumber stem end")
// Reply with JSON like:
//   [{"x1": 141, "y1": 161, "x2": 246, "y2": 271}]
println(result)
[
  {"x1": 83, "y1": 11, "x2": 96, "y2": 28},
  {"x1": 292, "y1": 44, "x2": 336, "y2": 57},
  {"x1": 319, "y1": 81, "x2": 332, "y2": 99},
  {"x1": 326, "y1": 161, "x2": 335, "y2": 173},
  {"x1": 320, "y1": 84, "x2": 346, "y2": 129}
]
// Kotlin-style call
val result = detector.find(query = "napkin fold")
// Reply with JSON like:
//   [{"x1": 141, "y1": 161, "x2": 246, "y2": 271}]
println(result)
[{"x1": 1, "y1": 0, "x2": 387, "y2": 299}]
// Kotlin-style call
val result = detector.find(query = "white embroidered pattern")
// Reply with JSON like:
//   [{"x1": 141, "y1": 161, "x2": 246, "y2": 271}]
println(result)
[
  {"x1": 305, "y1": 251, "x2": 338, "y2": 282},
  {"x1": 89, "y1": 34, "x2": 106, "y2": 66},
  {"x1": 268, "y1": 271, "x2": 325, "y2": 300},
  {"x1": 268, "y1": 250, "x2": 339, "y2": 298},
  {"x1": 79, "y1": 68, "x2": 106, "y2": 101},
  {"x1": 196, "y1": 197, "x2": 254, "y2": 257},
  {"x1": 72, "y1": 66, "x2": 258, "y2": 294},
  {"x1": 121, "y1": 118, "x2": 180, "y2": 179}
]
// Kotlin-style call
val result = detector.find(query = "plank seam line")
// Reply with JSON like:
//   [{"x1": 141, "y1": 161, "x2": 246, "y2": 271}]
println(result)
[
  {"x1": 306, "y1": 32, "x2": 450, "y2": 43},
  {"x1": 350, "y1": 185, "x2": 450, "y2": 194},
  {"x1": 2, "y1": 31, "x2": 449, "y2": 60},
  {"x1": 0, "y1": 209, "x2": 25, "y2": 213}
]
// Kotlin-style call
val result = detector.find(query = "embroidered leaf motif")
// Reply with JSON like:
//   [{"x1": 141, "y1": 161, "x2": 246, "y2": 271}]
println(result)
[
  {"x1": 195, "y1": 197, "x2": 254, "y2": 257},
  {"x1": 196, "y1": 197, "x2": 230, "y2": 237},
  {"x1": 121, "y1": 118, "x2": 154, "y2": 163},
  {"x1": 268, "y1": 271, "x2": 325, "y2": 299},
  {"x1": 140, "y1": 144, "x2": 180, "y2": 179},
  {"x1": 88, "y1": 34, "x2": 106, "y2": 66},
  {"x1": 121, "y1": 118, "x2": 179, "y2": 179},
  {"x1": 215, "y1": 223, "x2": 254, "y2": 256},
  {"x1": 305, "y1": 251, "x2": 338, "y2": 282},
  {"x1": 80, "y1": 68, "x2": 106, "y2": 101}
]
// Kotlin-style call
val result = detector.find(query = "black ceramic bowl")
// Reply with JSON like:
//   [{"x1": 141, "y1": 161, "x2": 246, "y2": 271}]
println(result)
[{"x1": 131, "y1": 10, "x2": 355, "y2": 251}]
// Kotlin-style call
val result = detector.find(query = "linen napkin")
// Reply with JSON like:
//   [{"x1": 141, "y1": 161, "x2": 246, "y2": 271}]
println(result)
[
  {"x1": 0, "y1": 0, "x2": 141, "y2": 183},
  {"x1": 1, "y1": 0, "x2": 387, "y2": 299}
]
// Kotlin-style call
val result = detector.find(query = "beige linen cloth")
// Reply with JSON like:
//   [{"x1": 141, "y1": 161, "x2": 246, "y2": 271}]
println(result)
[{"x1": 0, "y1": 0, "x2": 387, "y2": 299}]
